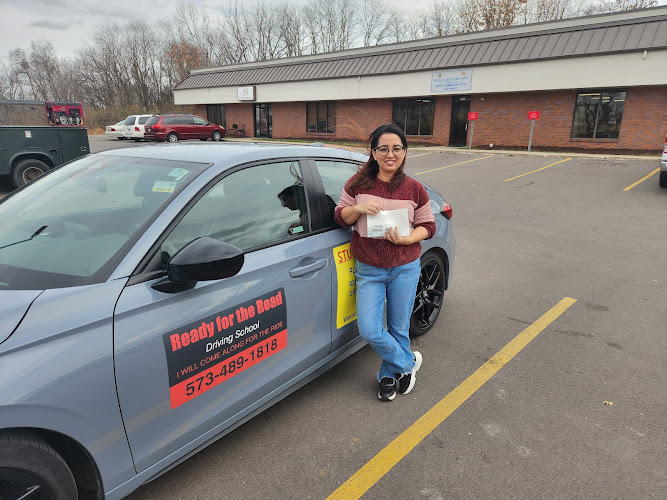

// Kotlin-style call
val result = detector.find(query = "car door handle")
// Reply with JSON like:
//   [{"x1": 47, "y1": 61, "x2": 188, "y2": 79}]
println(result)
[{"x1": 289, "y1": 257, "x2": 327, "y2": 278}]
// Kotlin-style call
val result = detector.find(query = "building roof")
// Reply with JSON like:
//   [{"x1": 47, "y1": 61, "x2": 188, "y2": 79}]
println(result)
[{"x1": 176, "y1": 7, "x2": 667, "y2": 91}]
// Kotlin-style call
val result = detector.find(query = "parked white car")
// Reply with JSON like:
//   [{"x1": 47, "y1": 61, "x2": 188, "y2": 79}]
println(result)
[
  {"x1": 105, "y1": 121, "x2": 125, "y2": 140},
  {"x1": 123, "y1": 114, "x2": 154, "y2": 141}
]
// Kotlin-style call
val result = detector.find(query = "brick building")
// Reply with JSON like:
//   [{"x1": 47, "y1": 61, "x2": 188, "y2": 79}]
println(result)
[{"x1": 174, "y1": 7, "x2": 667, "y2": 153}]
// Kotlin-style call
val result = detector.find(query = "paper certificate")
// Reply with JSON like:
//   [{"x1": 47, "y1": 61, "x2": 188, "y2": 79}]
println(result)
[{"x1": 367, "y1": 208, "x2": 410, "y2": 237}]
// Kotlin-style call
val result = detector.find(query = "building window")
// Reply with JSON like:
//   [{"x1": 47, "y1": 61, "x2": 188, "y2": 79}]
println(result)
[
  {"x1": 571, "y1": 89, "x2": 626, "y2": 139},
  {"x1": 206, "y1": 104, "x2": 226, "y2": 127},
  {"x1": 307, "y1": 102, "x2": 336, "y2": 134},
  {"x1": 393, "y1": 98, "x2": 434, "y2": 136}
]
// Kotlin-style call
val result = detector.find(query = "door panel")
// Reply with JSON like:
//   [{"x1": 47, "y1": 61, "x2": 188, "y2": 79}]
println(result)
[
  {"x1": 113, "y1": 159, "x2": 332, "y2": 470},
  {"x1": 449, "y1": 95, "x2": 471, "y2": 147}
]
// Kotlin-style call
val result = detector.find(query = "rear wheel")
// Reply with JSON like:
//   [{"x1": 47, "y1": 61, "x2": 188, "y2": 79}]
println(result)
[
  {"x1": 659, "y1": 171, "x2": 667, "y2": 188},
  {"x1": 212, "y1": 130, "x2": 223, "y2": 141},
  {"x1": 167, "y1": 133, "x2": 179, "y2": 143},
  {"x1": 410, "y1": 251, "x2": 446, "y2": 337},
  {"x1": 12, "y1": 159, "x2": 49, "y2": 188},
  {"x1": 0, "y1": 430, "x2": 78, "y2": 500}
]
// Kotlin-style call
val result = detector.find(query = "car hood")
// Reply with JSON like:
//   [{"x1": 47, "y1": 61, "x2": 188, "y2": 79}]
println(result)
[{"x1": 0, "y1": 290, "x2": 43, "y2": 344}]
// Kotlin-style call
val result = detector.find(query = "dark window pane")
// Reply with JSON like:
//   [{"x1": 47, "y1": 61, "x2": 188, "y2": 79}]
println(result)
[
  {"x1": 595, "y1": 91, "x2": 625, "y2": 139},
  {"x1": 420, "y1": 99, "x2": 434, "y2": 135},
  {"x1": 571, "y1": 89, "x2": 625, "y2": 139},
  {"x1": 327, "y1": 102, "x2": 336, "y2": 134},
  {"x1": 317, "y1": 102, "x2": 327, "y2": 133},
  {"x1": 393, "y1": 100, "x2": 407, "y2": 132},
  {"x1": 307, "y1": 102, "x2": 317, "y2": 133},
  {"x1": 406, "y1": 101, "x2": 420, "y2": 135}
]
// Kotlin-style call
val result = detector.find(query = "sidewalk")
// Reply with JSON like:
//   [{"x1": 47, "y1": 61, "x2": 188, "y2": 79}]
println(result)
[{"x1": 224, "y1": 137, "x2": 660, "y2": 161}]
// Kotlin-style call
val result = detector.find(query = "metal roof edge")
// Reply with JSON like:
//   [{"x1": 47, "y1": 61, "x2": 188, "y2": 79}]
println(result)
[{"x1": 187, "y1": 6, "x2": 667, "y2": 76}]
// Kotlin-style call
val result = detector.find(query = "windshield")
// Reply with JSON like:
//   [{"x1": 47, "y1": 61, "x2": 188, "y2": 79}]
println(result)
[{"x1": 0, "y1": 155, "x2": 207, "y2": 290}]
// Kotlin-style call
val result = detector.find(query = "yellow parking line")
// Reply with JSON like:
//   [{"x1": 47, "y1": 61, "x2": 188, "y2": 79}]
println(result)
[
  {"x1": 327, "y1": 297, "x2": 577, "y2": 500},
  {"x1": 504, "y1": 158, "x2": 572, "y2": 182},
  {"x1": 622, "y1": 168, "x2": 660, "y2": 191},
  {"x1": 408, "y1": 151, "x2": 435, "y2": 159},
  {"x1": 415, "y1": 155, "x2": 494, "y2": 175}
]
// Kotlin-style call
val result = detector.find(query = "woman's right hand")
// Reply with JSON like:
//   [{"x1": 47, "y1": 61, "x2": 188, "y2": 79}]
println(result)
[{"x1": 354, "y1": 201, "x2": 383, "y2": 216}]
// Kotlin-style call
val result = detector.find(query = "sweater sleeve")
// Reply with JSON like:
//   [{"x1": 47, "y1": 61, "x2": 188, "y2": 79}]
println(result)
[
  {"x1": 413, "y1": 182, "x2": 436, "y2": 239},
  {"x1": 334, "y1": 183, "x2": 356, "y2": 228}
]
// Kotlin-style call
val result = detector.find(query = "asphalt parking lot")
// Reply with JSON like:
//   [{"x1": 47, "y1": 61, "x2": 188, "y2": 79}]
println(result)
[{"x1": 2, "y1": 137, "x2": 665, "y2": 499}]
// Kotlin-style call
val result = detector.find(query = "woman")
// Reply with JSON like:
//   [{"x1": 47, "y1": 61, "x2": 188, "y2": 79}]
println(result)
[{"x1": 334, "y1": 124, "x2": 436, "y2": 401}]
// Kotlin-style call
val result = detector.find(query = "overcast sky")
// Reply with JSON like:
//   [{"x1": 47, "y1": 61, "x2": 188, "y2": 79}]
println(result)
[{"x1": 0, "y1": 0, "x2": 432, "y2": 62}]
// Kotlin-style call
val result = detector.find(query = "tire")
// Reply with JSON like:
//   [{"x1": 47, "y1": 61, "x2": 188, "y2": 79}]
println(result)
[
  {"x1": 12, "y1": 159, "x2": 49, "y2": 188},
  {"x1": 212, "y1": 130, "x2": 223, "y2": 141},
  {"x1": 659, "y1": 171, "x2": 667, "y2": 189},
  {"x1": 133, "y1": 138, "x2": 141, "y2": 142},
  {"x1": 410, "y1": 251, "x2": 446, "y2": 337},
  {"x1": 0, "y1": 430, "x2": 78, "y2": 500},
  {"x1": 167, "y1": 133, "x2": 179, "y2": 143}
]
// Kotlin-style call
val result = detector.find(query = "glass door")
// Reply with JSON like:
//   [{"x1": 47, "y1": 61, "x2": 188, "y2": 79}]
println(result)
[
  {"x1": 254, "y1": 103, "x2": 273, "y2": 138},
  {"x1": 449, "y1": 95, "x2": 471, "y2": 147}
]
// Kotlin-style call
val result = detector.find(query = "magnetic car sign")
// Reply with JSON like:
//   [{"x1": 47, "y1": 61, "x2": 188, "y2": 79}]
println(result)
[
  {"x1": 163, "y1": 288, "x2": 287, "y2": 408},
  {"x1": 334, "y1": 243, "x2": 357, "y2": 328}
]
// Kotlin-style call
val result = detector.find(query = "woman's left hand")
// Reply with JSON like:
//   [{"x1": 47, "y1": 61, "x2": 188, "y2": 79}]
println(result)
[{"x1": 385, "y1": 226, "x2": 411, "y2": 245}]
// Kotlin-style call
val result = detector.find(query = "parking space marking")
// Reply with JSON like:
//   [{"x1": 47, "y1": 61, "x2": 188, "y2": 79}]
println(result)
[
  {"x1": 415, "y1": 155, "x2": 494, "y2": 175},
  {"x1": 622, "y1": 168, "x2": 660, "y2": 191},
  {"x1": 504, "y1": 158, "x2": 572, "y2": 182},
  {"x1": 407, "y1": 151, "x2": 435, "y2": 159},
  {"x1": 327, "y1": 297, "x2": 577, "y2": 500}
]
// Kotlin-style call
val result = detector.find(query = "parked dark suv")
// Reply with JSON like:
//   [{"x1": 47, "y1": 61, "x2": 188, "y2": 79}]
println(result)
[{"x1": 144, "y1": 114, "x2": 226, "y2": 142}]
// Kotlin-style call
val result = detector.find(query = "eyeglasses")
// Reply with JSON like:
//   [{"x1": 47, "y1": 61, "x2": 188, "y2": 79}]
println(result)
[{"x1": 374, "y1": 145, "x2": 406, "y2": 156}]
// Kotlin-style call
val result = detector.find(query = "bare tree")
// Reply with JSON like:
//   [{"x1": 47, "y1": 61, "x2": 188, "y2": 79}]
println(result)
[
  {"x1": 359, "y1": 0, "x2": 391, "y2": 46},
  {"x1": 276, "y1": 2, "x2": 306, "y2": 56}
]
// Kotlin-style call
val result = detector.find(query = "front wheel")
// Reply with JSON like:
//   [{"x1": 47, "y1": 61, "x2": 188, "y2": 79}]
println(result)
[
  {"x1": 0, "y1": 430, "x2": 78, "y2": 500},
  {"x1": 410, "y1": 251, "x2": 446, "y2": 337},
  {"x1": 659, "y1": 171, "x2": 667, "y2": 188},
  {"x1": 167, "y1": 133, "x2": 179, "y2": 143},
  {"x1": 12, "y1": 159, "x2": 49, "y2": 188},
  {"x1": 212, "y1": 130, "x2": 223, "y2": 141}
]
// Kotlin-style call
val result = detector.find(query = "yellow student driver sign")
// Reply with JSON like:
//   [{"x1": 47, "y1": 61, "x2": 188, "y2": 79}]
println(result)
[{"x1": 333, "y1": 243, "x2": 357, "y2": 328}]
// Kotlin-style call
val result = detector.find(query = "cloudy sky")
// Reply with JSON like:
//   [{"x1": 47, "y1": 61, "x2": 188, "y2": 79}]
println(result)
[{"x1": 0, "y1": 0, "x2": 432, "y2": 62}]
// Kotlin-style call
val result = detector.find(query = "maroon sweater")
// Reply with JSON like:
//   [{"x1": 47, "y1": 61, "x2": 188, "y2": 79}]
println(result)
[{"x1": 334, "y1": 176, "x2": 436, "y2": 268}]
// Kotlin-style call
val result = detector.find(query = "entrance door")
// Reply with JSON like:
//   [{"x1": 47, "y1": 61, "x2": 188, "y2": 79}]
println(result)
[
  {"x1": 449, "y1": 95, "x2": 471, "y2": 147},
  {"x1": 254, "y1": 103, "x2": 273, "y2": 138}
]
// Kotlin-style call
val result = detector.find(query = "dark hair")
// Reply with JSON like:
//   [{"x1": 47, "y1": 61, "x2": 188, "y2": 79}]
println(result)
[{"x1": 348, "y1": 124, "x2": 408, "y2": 192}]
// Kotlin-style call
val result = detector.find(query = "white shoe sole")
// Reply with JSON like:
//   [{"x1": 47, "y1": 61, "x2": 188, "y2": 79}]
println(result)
[{"x1": 401, "y1": 351, "x2": 422, "y2": 395}]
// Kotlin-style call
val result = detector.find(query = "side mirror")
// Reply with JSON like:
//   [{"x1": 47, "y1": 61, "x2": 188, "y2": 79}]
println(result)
[{"x1": 152, "y1": 237, "x2": 244, "y2": 293}]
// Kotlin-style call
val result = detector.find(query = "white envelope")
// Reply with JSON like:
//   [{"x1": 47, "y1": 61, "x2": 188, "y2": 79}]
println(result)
[{"x1": 367, "y1": 208, "x2": 411, "y2": 237}]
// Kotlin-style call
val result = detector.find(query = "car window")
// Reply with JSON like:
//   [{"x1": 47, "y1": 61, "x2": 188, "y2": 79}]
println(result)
[
  {"x1": 0, "y1": 156, "x2": 207, "y2": 290},
  {"x1": 124, "y1": 115, "x2": 136, "y2": 125},
  {"x1": 193, "y1": 117, "x2": 208, "y2": 125},
  {"x1": 162, "y1": 116, "x2": 180, "y2": 125},
  {"x1": 161, "y1": 161, "x2": 309, "y2": 262},
  {"x1": 312, "y1": 160, "x2": 360, "y2": 227},
  {"x1": 138, "y1": 116, "x2": 150, "y2": 124},
  {"x1": 145, "y1": 116, "x2": 159, "y2": 126},
  {"x1": 179, "y1": 116, "x2": 194, "y2": 125}
]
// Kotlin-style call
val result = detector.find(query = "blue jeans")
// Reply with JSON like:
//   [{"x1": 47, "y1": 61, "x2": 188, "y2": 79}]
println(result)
[{"x1": 355, "y1": 258, "x2": 421, "y2": 382}]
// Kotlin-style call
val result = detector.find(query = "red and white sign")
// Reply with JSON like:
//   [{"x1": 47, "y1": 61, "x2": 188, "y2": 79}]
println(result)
[
  {"x1": 468, "y1": 112, "x2": 478, "y2": 121},
  {"x1": 528, "y1": 111, "x2": 540, "y2": 120}
]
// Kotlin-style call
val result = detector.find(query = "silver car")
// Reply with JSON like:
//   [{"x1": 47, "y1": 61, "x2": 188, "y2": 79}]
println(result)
[{"x1": 0, "y1": 143, "x2": 455, "y2": 499}]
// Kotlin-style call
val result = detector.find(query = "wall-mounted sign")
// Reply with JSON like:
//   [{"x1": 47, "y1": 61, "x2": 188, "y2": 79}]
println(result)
[
  {"x1": 237, "y1": 86, "x2": 256, "y2": 101},
  {"x1": 528, "y1": 111, "x2": 540, "y2": 120},
  {"x1": 468, "y1": 112, "x2": 478, "y2": 121},
  {"x1": 431, "y1": 69, "x2": 473, "y2": 93}
]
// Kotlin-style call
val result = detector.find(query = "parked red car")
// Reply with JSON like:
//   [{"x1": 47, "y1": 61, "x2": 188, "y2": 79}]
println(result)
[{"x1": 144, "y1": 114, "x2": 226, "y2": 142}]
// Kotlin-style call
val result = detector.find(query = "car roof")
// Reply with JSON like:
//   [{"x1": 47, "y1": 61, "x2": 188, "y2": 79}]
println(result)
[{"x1": 97, "y1": 142, "x2": 368, "y2": 168}]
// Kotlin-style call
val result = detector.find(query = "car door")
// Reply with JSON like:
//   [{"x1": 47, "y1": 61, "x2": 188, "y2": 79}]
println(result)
[
  {"x1": 178, "y1": 115, "x2": 195, "y2": 139},
  {"x1": 113, "y1": 159, "x2": 334, "y2": 472},
  {"x1": 308, "y1": 159, "x2": 363, "y2": 351},
  {"x1": 192, "y1": 116, "x2": 210, "y2": 139}
]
